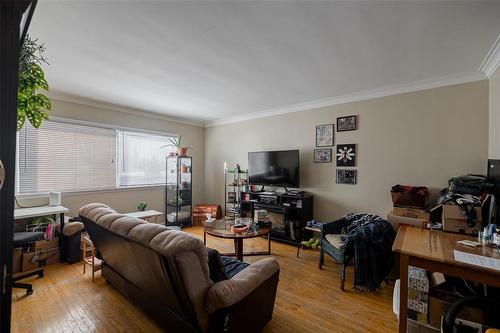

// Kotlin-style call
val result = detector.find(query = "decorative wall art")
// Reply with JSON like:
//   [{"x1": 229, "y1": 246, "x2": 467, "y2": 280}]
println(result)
[
  {"x1": 336, "y1": 169, "x2": 357, "y2": 185},
  {"x1": 314, "y1": 148, "x2": 332, "y2": 163},
  {"x1": 337, "y1": 115, "x2": 357, "y2": 132},
  {"x1": 316, "y1": 124, "x2": 334, "y2": 147},
  {"x1": 336, "y1": 144, "x2": 356, "y2": 167}
]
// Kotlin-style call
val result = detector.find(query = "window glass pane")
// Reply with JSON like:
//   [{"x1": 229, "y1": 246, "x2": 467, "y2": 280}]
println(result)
[
  {"x1": 18, "y1": 121, "x2": 116, "y2": 193},
  {"x1": 118, "y1": 131, "x2": 173, "y2": 186}
]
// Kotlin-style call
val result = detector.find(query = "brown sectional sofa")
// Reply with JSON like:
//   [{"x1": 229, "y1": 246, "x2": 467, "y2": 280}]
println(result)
[{"x1": 78, "y1": 203, "x2": 280, "y2": 333}]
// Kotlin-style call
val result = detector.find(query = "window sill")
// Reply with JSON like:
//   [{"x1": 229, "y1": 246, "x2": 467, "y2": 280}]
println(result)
[{"x1": 17, "y1": 184, "x2": 166, "y2": 198}]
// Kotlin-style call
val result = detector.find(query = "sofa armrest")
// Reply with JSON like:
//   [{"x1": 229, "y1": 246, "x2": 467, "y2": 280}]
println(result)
[{"x1": 205, "y1": 257, "x2": 279, "y2": 314}]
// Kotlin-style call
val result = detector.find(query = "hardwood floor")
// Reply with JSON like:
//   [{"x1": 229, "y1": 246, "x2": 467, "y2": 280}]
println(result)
[{"x1": 12, "y1": 226, "x2": 397, "y2": 333}]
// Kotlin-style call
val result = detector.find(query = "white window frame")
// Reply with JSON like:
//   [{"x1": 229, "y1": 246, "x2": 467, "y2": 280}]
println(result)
[
  {"x1": 15, "y1": 117, "x2": 178, "y2": 195},
  {"x1": 116, "y1": 129, "x2": 175, "y2": 188}
]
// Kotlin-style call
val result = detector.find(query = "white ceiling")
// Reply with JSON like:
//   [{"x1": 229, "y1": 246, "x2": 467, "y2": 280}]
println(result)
[{"x1": 30, "y1": 1, "x2": 500, "y2": 126}]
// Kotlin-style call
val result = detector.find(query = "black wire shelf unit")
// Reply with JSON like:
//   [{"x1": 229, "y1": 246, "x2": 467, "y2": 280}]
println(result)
[{"x1": 166, "y1": 156, "x2": 192, "y2": 227}]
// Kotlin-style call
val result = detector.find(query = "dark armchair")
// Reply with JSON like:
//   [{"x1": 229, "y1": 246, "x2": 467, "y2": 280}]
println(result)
[{"x1": 318, "y1": 219, "x2": 354, "y2": 291}]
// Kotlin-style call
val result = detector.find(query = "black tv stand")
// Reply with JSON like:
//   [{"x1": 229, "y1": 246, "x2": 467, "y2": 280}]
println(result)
[
  {"x1": 239, "y1": 191, "x2": 313, "y2": 252},
  {"x1": 285, "y1": 189, "x2": 305, "y2": 197}
]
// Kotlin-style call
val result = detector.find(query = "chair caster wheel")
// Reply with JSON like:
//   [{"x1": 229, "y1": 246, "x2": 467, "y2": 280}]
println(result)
[{"x1": 26, "y1": 289, "x2": 33, "y2": 295}]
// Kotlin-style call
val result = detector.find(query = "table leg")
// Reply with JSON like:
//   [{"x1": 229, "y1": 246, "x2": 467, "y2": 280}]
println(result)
[
  {"x1": 82, "y1": 238, "x2": 86, "y2": 274},
  {"x1": 268, "y1": 232, "x2": 271, "y2": 255},
  {"x1": 399, "y1": 254, "x2": 409, "y2": 333},
  {"x1": 59, "y1": 213, "x2": 65, "y2": 263},
  {"x1": 234, "y1": 239, "x2": 243, "y2": 261},
  {"x1": 203, "y1": 231, "x2": 206, "y2": 245}
]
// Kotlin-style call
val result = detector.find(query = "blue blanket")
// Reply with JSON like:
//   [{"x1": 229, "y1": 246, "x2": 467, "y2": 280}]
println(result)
[{"x1": 340, "y1": 213, "x2": 396, "y2": 291}]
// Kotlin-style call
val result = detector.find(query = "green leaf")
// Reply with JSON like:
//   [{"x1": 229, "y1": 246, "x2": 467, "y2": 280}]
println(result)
[
  {"x1": 17, "y1": 114, "x2": 26, "y2": 132},
  {"x1": 40, "y1": 78, "x2": 49, "y2": 91},
  {"x1": 27, "y1": 111, "x2": 42, "y2": 128},
  {"x1": 35, "y1": 94, "x2": 51, "y2": 110},
  {"x1": 30, "y1": 63, "x2": 45, "y2": 80}
]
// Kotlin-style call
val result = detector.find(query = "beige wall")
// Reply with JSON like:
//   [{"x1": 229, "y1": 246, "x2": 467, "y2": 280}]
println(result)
[
  {"x1": 24, "y1": 99, "x2": 205, "y2": 221},
  {"x1": 204, "y1": 81, "x2": 489, "y2": 220},
  {"x1": 490, "y1": 67, "x2": 500, "y2": 158}
]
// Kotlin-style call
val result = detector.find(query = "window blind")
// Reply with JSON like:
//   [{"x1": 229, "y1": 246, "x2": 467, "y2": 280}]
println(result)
[
  {"x1": 18, "y1": 121, "x2": 116, "y2": 193},
  {"x1": 117, "y1": 130, "x2": 173, "y2": 186}
]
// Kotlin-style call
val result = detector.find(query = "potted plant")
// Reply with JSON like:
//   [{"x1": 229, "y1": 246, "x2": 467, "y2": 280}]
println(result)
[
  {"x1": 163, "y1": 136, "x2": 191, "y2": 156},
  {"x1": 137, "y1": 202, "x2": 147, "y2": 212},
  {"x1": 17, "y1": 35, "x2": 51, "y2": 131}
]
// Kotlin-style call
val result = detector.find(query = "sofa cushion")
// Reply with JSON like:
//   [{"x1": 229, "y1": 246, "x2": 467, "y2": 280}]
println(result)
[{"x1": 325, "y1": 234, "x2": 345, "y2": 249}]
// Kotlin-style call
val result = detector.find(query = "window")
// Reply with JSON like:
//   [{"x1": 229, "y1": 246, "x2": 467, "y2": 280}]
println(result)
[
  {"x1": 117, "y1": 130, "x2": 173, "y2": 187},
  {"x1": 17, "y1": 120, "x2": 175, "y2": 194},
  {"x1": 18, "y1": 121, "x2": 116, "y2": 193}
]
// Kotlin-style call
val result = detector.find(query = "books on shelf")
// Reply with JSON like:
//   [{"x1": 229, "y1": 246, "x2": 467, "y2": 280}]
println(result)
[
  {"x1": 227, "y1": 207, "x2": 240, "y2": 214},
  {"x1": 253, "y1": 209, "x2": 269, "y2": 222}
]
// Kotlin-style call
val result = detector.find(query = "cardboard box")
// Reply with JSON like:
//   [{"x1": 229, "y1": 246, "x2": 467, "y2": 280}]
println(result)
[
  {"x1": 442, "y1": 203, "x2": 483, "y2": 235},
  {"x1": 12, "y1": 248, "x2": 22, "y2": 274},
  {"x1": 35, "y1": 237, "x2": 59, "y2": 264},
  {"x1": 407, "y1": 319, "x2": 439, "y2": 333},
  {"x1": 387, "y1": 212, "x2": 427, "y2": 230},
  {"x1": 393, "y1": 206, "x2": 430, "y2": 220},
  {"x1": 442, "y1": 203, "x2": 482, "y2": 221},
  {"x1": 441, "y1": 218, "x2": 481, "y2": 235},
  {"x1": 35, "y1": 237, "x2": 59, "y2": 252},
  {"x1": 428, "y1": 282, "x2": 484, "y2": 328},
  {"x1": 21, "y1": 252, "x2": 39, "y2": 272},
  {"x1": 46, "y1": 251, "x2": 60, "y2": 265},
  {"x1": 408, "y1": 267, "x2": 429, "y2": 324}
]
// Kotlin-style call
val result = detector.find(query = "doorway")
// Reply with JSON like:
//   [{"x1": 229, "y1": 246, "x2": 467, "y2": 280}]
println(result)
[{"x1": 0, "y1": 2, "x2": 36, "y2": 331}]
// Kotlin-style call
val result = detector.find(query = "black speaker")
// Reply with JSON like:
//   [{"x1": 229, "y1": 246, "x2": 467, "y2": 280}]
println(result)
[
  {"x1": 487, "y1": 159, "x2": 500, "y2": 224},
  {"x1": 63, "y1": 231, "x2": 82, "y2": 264}
]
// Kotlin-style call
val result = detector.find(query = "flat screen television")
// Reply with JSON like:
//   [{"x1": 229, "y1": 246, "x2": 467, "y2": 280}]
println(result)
[{"x1": 248, "y1": 150, "x2": 300, "y2": 188}]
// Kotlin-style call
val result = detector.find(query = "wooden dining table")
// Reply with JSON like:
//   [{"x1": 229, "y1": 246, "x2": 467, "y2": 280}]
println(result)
[{"x1": 392, "y1": 225, "x2": 500, "y2": 333}]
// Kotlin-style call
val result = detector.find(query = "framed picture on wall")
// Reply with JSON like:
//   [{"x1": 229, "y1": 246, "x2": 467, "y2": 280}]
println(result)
[
  {"x1": 336, "y1": 169, "x2": 357, "y2": 185},
  {"x1": 337, "y1": 115, "x2": 357, "y2": 132},
  {"x1": 316, "y1": 124, "x2": 334, "y2": 147},
  {"x1": 314, "y1": 148, "x2": 332, "y2": 163},
  {"x1": 336, "y1": 144, "x2": 356, "y2": 167}
]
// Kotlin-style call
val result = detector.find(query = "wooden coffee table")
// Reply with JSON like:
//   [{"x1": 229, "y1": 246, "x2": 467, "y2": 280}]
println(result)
[{"x1": 203, "y1": 219, "x2": 272, "y2": 261}]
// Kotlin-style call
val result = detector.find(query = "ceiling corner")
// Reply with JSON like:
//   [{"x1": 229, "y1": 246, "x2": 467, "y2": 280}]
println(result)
[{"x1": 480, "y1": 33, "x2": 500, "y2": 78}]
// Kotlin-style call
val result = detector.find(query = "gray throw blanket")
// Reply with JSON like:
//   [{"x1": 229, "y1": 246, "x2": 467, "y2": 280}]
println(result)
[{"x1": 340, "y1": 213, "x2": 396, "y2": 291}]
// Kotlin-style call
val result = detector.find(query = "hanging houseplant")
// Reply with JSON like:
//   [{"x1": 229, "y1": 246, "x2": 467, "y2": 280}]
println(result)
[{"x1": 17, "y1": 34, "x2": 51, "y2": 131}]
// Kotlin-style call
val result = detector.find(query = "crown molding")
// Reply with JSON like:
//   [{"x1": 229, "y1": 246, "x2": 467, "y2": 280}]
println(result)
[
  {"x1": 480, "y1": 33, "x2": 500, "y2": 78},
  {"x1": 47, "y1": 70, "x2": 487, "y2": 129},
  {"x1": 205, "y1": 71, "x2": 487, "y2": 127},
  {"x1": 47, "y1": 91, "x2": 205, "y2": 128}
]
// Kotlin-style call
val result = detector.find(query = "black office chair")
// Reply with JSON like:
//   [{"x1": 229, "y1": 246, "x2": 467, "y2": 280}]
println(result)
[
  {"x1": 442, "y1": 296, "x2": 500, "y2": 333},
  {"x1": 13, "y1": 231, "x2": 45, "y2": 295}
]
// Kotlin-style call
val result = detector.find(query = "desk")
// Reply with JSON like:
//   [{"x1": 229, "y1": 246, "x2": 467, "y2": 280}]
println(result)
[
  {"x1": 392, "y1": 226, "x2": 500, "y2": 333},
  {"x1": 126, "y1": 210, "x2": 163, "y2": 223},
  {"x1": 14, "y1": 205, "x2": 69, "y2": 262}
]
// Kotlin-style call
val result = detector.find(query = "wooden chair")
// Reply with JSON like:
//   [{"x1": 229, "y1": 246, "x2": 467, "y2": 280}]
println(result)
[{"x1": 82, "y1": 235, "x2": 102, "y2": 282}]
